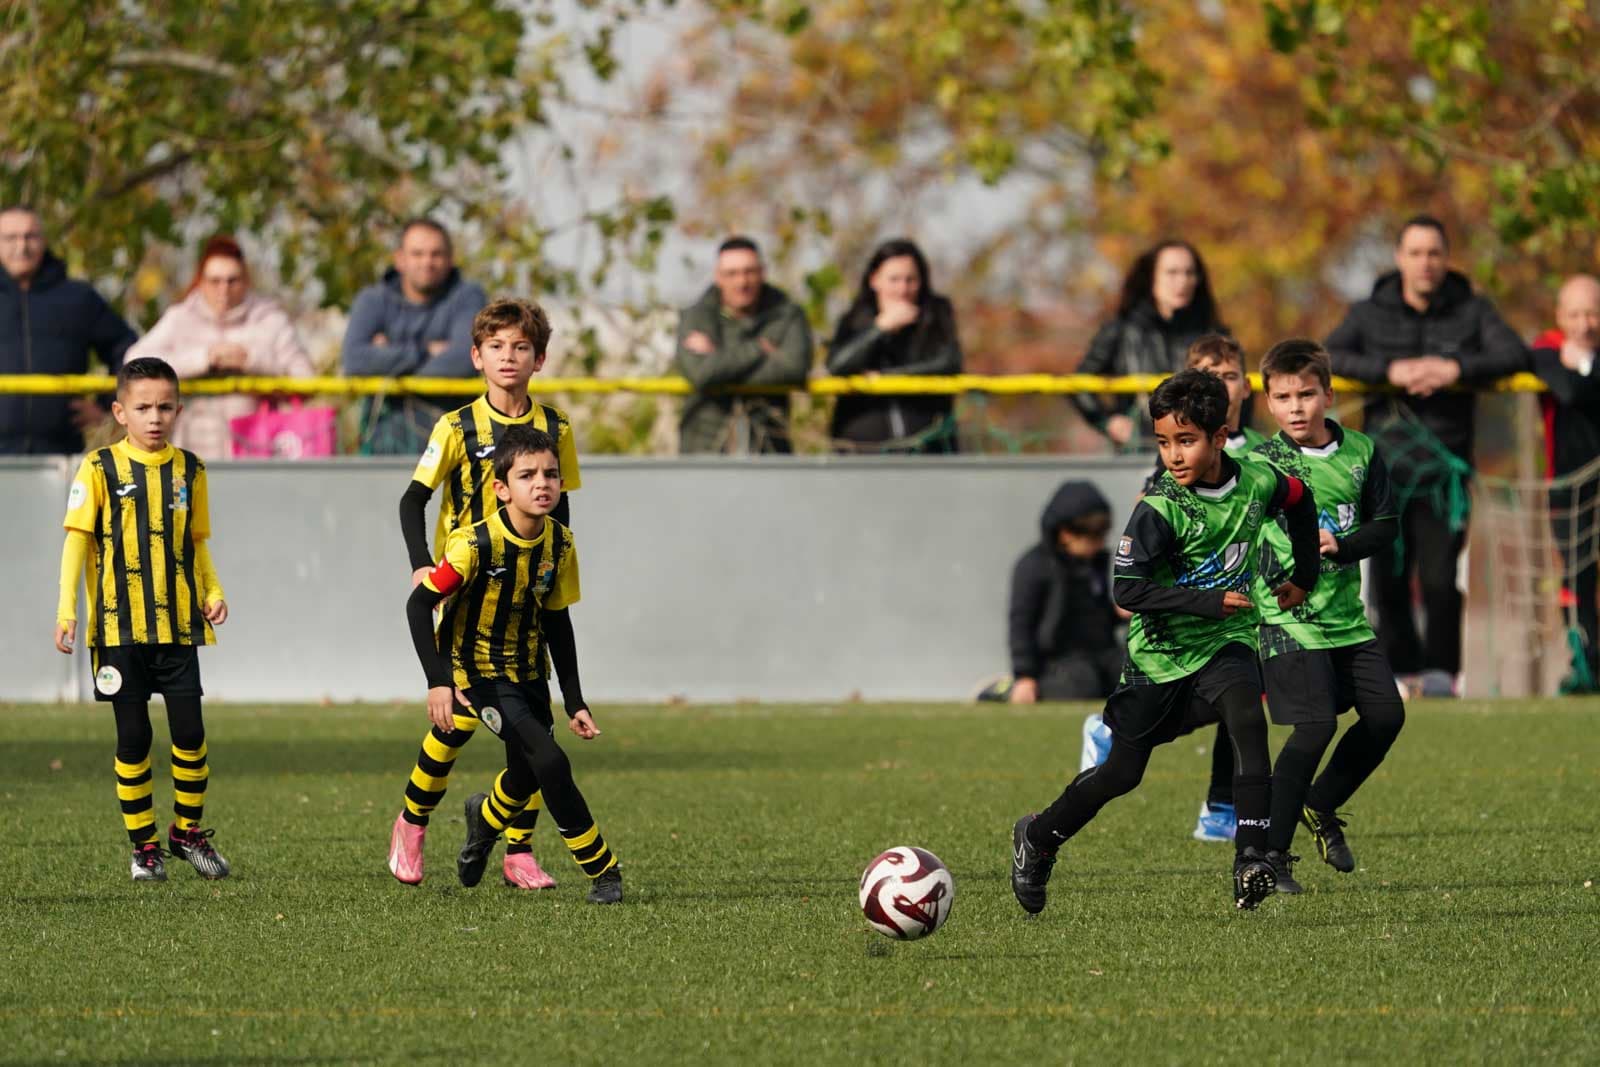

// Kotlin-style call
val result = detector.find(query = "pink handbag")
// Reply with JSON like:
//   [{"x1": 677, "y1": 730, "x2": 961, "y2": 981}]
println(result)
[{"x1": 230, "y1": 399, "x2": 337, "y2": 459}]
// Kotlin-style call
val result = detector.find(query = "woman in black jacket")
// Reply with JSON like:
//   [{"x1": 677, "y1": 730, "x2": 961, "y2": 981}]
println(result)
[
  {"x1": 825, "y1": 239, "x2": 963, "y2": 454},
  {"x1": 1073, "y1": 240, "x2": 1225, "y2": 451}
]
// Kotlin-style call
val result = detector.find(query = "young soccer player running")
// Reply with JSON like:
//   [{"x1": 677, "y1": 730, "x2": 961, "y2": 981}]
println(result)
[
  {"x1": 54, "y1": 357, "x2": 232, "y2": 882},
  {"x1": 405, "y1": 425, "x2": 622, "y2": 904},
  {"x1": 1248, "y1": 339, "x2": 1406, "y2": 890},
  {"x1": 1089, "y1": 335, "x2": 1267, "y2": 843},
  {"x1": 388, "y1": 298, "x2": 581, "y2": 889},
  {"x1": 1012, "y1": 368, "x2": 1323, "y2": 912}
]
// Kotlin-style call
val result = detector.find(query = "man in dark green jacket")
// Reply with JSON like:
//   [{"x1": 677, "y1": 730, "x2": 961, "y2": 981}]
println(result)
[{"x1": 675, "y1": 237, "x2": 812, "y2": 454}]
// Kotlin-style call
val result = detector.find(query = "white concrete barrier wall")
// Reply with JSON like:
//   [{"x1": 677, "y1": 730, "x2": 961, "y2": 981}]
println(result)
[{"x1": 1, "y1": 456, "x2": 1152, "y2": 703}]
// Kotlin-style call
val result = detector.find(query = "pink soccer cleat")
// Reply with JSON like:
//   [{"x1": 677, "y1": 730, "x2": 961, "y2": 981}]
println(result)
[
  {"x1": 502, "y1": 851, "x2": 556, "y2": 889},
  {"x1": 388, "y1": 813, "x2": 425, "y2": 885}
]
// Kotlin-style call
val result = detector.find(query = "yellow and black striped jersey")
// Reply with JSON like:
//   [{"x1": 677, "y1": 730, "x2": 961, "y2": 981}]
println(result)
[
  {"x1": 424, "y1": 509, "x2": 580, "y2": 689},
  {"x1": 412, "y1": 396, "x2": 581, "y2": 555},
  {"x1": 62, "y1": 440, "x2": 221, "y2": 648}
]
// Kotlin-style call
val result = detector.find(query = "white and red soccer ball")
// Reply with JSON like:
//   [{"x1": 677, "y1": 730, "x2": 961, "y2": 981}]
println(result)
[{"x1": 858, "y1": 846, "x2": 955, "y2": 940}]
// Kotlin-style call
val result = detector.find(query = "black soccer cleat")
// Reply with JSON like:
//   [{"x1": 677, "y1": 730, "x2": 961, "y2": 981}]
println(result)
[
  {"x1": 457, "y1": 793, "x2": 500, "y2": 888},
  {"x1": 1010, "y1": 814, "x2": 1057, "y2": 915},
  {"x1": 1234, "y1": 847, "x2": 1277, "y2": 910},
  {"x1": 167, "y1": 824, "x2": 230, "y2": 880},
  {"x1": 1266, "y1": 849, "x2": 1303, "y2": 895},
  {"x1": 130, "y1": 842, "x2": 167, "y2": 883},
  {"x1": 586, "y1": 867, "x2": 623, "y2": 905},
  {"x1": 1301, "y1": 807, "x2": 1356, "y2": 873}
]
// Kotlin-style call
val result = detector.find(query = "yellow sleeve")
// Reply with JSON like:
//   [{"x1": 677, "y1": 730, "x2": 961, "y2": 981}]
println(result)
[
  {"x1": 62, "y1": 456, "x2": 103, "y2": 533},
  {"x1": 57, "y1": 529, "x2": 92, "y2": 624},
  {"x1": 556, "y1": 409, "x2": 581, "y2": 492},
  {"x1": 194, "y1": 540, "x2": 225, "y2": 605},
  {"x1": 189, "y1": 462, "x2": 212, "y2": 540},
  {"x1": 424, "y1": 527, "x2": 479, "y2": 594},
  {"x1": 546, "y1": 540, "x2": 580, "y2": 611},
  {"x1": 412, "y1": 416, "x2": 464, "y2": 490}
]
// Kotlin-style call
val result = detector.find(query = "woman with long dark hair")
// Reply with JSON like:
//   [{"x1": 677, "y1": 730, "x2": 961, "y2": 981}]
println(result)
[
  {"x1": 1073, "y1": 240, "x2": 1225, "y2": 450},
  {"x1": 825, "y1": 238, "x2": 963, "y2": 453}
]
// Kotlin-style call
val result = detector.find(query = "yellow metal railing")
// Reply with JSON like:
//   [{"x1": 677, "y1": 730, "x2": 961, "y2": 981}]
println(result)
[{"x1": 0, "y1": 372, "x2": 1553, "y2": 396}]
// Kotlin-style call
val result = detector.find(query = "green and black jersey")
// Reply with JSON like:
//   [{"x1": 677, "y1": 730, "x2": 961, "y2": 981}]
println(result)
[
  {"x1": 1115, "y1": 454, "x2": 1320, "y2": 684},
  {"x1": 1248, "y1": 421, "x2": 1397, "y2": 658}
]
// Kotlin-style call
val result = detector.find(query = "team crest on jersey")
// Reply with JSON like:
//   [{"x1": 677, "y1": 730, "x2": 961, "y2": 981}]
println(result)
[
  {"x1": 479, "y1": 706, "x2": 503, "y2": 736},
  {"x1": 1246, "y1": 501, "x2": 1263, "y2": 529},
  {"x1": 1116, "y1": 536, "x2": 1134, "y2": 565},
  {"x1": 171, "y1": 474, "x2": 189, "y2": 512},
  {"x1": 1350, "y1": 464, "x2": 1366, "y2": 492},
  {"x1": 95, "y1": 665, "x2": 123, "y2": 696},
  {"x1": 535, "y1": 559, "x2": 556, "y2": 595}
]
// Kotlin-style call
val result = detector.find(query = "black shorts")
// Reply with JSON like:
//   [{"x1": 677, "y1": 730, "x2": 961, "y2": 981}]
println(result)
[
  {"x1": 1262, "y1": 640, "x2": 1399, "y2": 725},
  {"x1": 90, "y1": 644, "x2": 203, "y2": 703},
  {"x1": 1103, "y1": 642, "x2": 1262, "y2": 744},
  {"x1": 461, "y1": 679, "x2": 554, "y2": 741}
]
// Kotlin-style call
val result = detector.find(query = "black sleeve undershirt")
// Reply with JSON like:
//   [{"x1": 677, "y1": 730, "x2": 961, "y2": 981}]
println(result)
[
  {"x1": 1269, "y1": 472, "x2": 1321, "y2": 591},
  {"x1": 406, "y1": 582, "x2": 452, "y2": 689},
  {"x1": 1332, "y1": 447, "x2": 1399, "y2": 564},
  {"x1": 543, "y1": 607, "x2": 586, "y2": 716},
  {"x1": 400, "y1": 480, "x2": 435, "y2": 572},
  {"x1": 1112, "y1": 500, "x2": 1229, "y2": 618}
]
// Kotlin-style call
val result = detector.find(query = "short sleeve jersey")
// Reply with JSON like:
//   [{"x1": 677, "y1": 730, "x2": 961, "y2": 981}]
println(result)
[
  {"x1": 1248, "y1": 422, "x2": 1395, "y2": 657},
  {"x1": 412, "y1": 396, "x2": 581, "y2": 555},
  {"x1": 63, "y1": 439, "x2": 215, "y2": 647},
  {"x1": 426, "y1": 511, "x2": 581, "y2": 689},
  {"x1": 1115, "y1": 457, "x2": 1287, "y2": 683}
]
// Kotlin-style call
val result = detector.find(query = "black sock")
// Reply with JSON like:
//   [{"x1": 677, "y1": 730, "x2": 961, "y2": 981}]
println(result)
[{"x1": 1268, "y1": 722, "x2": 1336, "y2": 851}]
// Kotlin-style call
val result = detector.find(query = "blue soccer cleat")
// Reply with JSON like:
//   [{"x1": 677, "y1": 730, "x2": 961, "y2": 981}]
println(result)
[
  {"x1": 1192, "y1": 801, "x2": 1237, "y2": 843},
  {"x1": 1078, "y1": 713, "x2": 1111, "y2": 773}
]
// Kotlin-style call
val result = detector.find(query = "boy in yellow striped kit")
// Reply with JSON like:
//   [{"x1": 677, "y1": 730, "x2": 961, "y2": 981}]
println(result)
[{"x1": 55, "y1": 357, "x2": 231, "y2": 882}]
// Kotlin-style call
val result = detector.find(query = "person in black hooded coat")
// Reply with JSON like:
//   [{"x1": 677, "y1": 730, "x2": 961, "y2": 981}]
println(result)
[{"x1": 1004, "y1": 481, "x2": 1124, "y2": 701}]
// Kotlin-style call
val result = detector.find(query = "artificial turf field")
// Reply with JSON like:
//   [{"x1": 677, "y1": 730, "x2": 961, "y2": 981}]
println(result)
[{"x1": 2, "y1": 700, "x2": 1597, "y2": 1066}]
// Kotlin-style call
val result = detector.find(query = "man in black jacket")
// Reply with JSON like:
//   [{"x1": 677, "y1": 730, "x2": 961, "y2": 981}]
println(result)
[
  {"x1": 0, "y1": 206, "x2": 137, "y2": 454},
  {"x1": 1326, "y1": 216, "x2": 1526, "y2": 688}
]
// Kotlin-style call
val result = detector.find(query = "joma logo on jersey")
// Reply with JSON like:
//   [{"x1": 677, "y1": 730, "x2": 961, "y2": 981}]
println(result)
[
  {"x1": 474, "y1": 445, "x2": 496, "y2": 459},
  {"x1": 486, "y1": 566, "x2": 508, "y2": 578}
]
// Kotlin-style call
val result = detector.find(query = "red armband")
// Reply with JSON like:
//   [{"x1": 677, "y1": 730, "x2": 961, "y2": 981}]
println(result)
[
  {"x1": 425, "y1": 560, "x2": 462, "y2": 595},
  {"x1": 1282, "y1": 475, "x2": 1306, "y2": 508}
]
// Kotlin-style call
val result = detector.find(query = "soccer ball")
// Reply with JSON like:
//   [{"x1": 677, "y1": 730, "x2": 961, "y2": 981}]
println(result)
[{"x1": 858, "y1": 846, "x2": 955, "y2": 940}]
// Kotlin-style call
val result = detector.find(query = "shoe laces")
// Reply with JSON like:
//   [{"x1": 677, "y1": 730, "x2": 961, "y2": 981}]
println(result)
[
  {"x1": 135, "y1": 844, "x2": 167, "y2": 868},
  {"x1": 178, "y1": 827, "x2": 219, "y2": 854}
]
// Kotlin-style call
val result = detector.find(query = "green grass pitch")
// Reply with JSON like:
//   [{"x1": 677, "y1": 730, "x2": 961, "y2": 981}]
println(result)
[{"x1": 2, "y1": 700, "x2": 1597, "y2": 1065}]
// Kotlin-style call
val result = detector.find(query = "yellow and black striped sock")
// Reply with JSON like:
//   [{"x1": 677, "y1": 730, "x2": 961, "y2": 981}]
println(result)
[
  {"x1": 402, "y1": 710, "x2": 478, "y2": 827},
  {"x1": 114, "y1": 756, "x2": 157, "y2": 845},
  {"x1": 480, "y1": 770, "x2": 530, "y2": 834},
  {"x1": 560, "y1": 823, "x2": 618, "y2": 879},
  {"x1": 171, "y1": 741, "x2": 208, "y2": 831},
  {"x1": 504, "y1": 791, "x2": 543, "y2": 854}
]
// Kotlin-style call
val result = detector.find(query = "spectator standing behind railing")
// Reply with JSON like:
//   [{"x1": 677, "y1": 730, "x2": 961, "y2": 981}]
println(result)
[
  {"x1": 1531, "y1": 274, "x2": 1600, "y2": 694},
  {"x1": 674, "y1": 236, "x2": 812, "y2": 454},
  {"x1": 1325, "y1": 215, "x2": 1526, "y2": 694},
  {"x1": 341, "y1": 219, "x2": 487, "y2": 455},
  {"x1": 1072, "y1": 240, "x2": 1226, "y2": 452},
  {"x1": 825, "y1": 239, "x2": 963, "y2": 455},
  {"x1": 124, "y1": 237, "x2": 313, "y2": 460},
  {"x1": 0, "y1": 205, "x2": 137, "y2": 454}
]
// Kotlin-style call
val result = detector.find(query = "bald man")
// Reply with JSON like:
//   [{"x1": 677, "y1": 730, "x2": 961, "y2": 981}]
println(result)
[{"x1": 1532, "y1": 274, "x2": 1600, "y2": 692}]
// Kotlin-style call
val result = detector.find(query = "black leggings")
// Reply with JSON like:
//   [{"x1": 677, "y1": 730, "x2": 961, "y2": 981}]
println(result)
[
  {"x1": 113, "y1": 695, "x2": 205, "y2": 763},
  {"x1": 1033, "y1": 672, "x2": 1272, "y2": 853},
  {"x1": 470, "y1": 682, "x2": 595, "y2": 835}
]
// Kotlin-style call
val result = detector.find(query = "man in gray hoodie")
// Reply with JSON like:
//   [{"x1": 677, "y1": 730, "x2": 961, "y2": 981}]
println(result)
[{"x1": 342, "y1": 219, "x2": 487, "y2": 455}]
